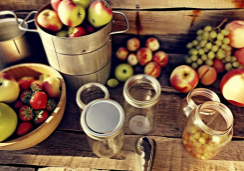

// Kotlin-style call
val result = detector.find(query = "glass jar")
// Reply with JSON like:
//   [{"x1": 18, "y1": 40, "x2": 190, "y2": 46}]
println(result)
[
  {"x1": 123, "y1": 74, "x2": 161, "y2": 134},
  {"x1": 76, "y1": 83, "x2": 125, "y2": 158},
  {"x1": 177, "y1": 88, "x2": 220, "y2": 132},
  {"x1": 182, "y1": 101, "x2": 233, "y2": 160}
]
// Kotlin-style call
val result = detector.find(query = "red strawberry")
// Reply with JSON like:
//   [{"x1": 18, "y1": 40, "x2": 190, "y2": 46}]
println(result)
[
  {"x1": 20, "y1": 89, "x2": 32, "y2": 104},
  {"x1": 18, "y1": 76, "x2": 34, "y2": 90},
  {"x1": 19, "y1": 105, "x2": 34, "y2": 121},
  {"x1": 34, "y1": 110, "x2": 49, "y2": 125},
  {"x1": 30, "y1": 91, "x2": 47, "y2": 109},
  {"x1": 17, "y1": 122, "x2": 33, "y2": 136},
  {"x1": 46, "y1": 99, "x2": 58, "y2": 112},
  {"x1": 14, "y1": 100, "x2": 23, "y2": 109},
  {"x1": 30, "y1": 80, "x2": 43, "y2": 93}
]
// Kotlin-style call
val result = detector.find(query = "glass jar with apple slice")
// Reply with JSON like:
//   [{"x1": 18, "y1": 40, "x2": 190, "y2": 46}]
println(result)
[
  {"x1": 182, "y1": 101, "x2": 233, "y2": 160},
  {"x1": 177, "y1": 88, "x2": 220, "y2": 132},
  {"x1": 123, "y1": 74, "x2": 161, "y2": 134}
]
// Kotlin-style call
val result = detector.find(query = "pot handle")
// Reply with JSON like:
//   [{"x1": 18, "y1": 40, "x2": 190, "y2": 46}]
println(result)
[
  {"x1": 18, "y1": 11, "x2": 38, "y2": 33},
  {"x1": 0, "y1": 11, "x2": 19, "y2": 24},
  {"x1": 76, "y1": 83, "x2": 110, "y2": 110},
  {"x1": 109, "y1": 11, "x2": 129, "y2": 35}
]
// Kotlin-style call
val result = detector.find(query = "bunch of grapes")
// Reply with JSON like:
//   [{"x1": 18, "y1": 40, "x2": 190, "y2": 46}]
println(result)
[{"x1": 185, "y1": 23, "x2": 243, "y2": 71}]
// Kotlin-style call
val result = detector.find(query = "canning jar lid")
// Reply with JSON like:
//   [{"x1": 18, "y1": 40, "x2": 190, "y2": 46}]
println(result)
[{"x1": 80, "y1": 99, "x2": 124, "y2": 140}]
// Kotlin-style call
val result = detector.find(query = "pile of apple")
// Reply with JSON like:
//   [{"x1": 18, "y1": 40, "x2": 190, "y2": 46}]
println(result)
[
  {"x1": 0, "y1": 73, "x2": 61, "y2": 142},
  {"x1": 37, "y1": 0, "x2": 112, "y2": 37}
]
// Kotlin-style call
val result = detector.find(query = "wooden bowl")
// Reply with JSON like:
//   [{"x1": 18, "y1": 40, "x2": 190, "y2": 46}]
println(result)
[{"x1": 0, "y1": 63, "x2": 66, "y2": 150}]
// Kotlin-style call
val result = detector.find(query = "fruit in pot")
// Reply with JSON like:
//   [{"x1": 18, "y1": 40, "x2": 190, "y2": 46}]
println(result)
[
  {"x1": 20, "y1": 89, "x2": 32, "y2": 104},
  {"x1": 42, "y1": 77, "x2": 61, "y2": 98},
  {"x1": 37, "y1": 9, "x2": 63, "y2": 32},
  {"x1": 115, "y1": 63, "x2": 134, "y2": 82},
  {"x1": 212, "y1": 59, "x2": 225, "y2": 73},
  {"x1": 46, "y1": 99, "x2": 58, "y2": 112},
  {"x1": 58, "y1": 0, "x2": 86, "y2": 27},
  {"x1": 68, "y1": 26, "x2": 87, "y2": 37},
  {"x1": 18, "y1": 76, "x2": 35, "y2": 90},
  {"x1": 225, "y1": 20, "x2": 244, "y2": 48},
  {"x1": 85, "y1": 24, "x2": 95, "y2": 34},
  {"x1": 234, "y1": 48, "x2": 244, "y2": 67},
  {"x1": 197, "y1": 65, "x2": 217, "y2": 85},
  {"x1": 51, "y1": 0, "x2": 63, "y2": 11},
  {"x1": 127, "y1": 53, "x2": 138, "y2": 66},
  {"x1": 170, "y1": 65, "x2": 199, "y2": 93},
  {"x1": 153, "y1": 51, "x2": 169, "y2": 67},
  {"x1": 107, "y1": 78, "x2": 119, "y2": 88},
  {"x1": 0, "y1": 103, "x2": 18, "y2": 142},
  {"x1": 144, "y1": 62, "x2": 161, "y2": 78},
  {"x1": 0, "y1": 73, "x2": 20, "y2": 104},
  {"x1": 126, "y1": 38, "x2": 140, "y2": 51},
  {"x1": 30, "y1": 80, "x2": 43, "y2": 93},
  {"x1": 146, "y1": 37, "x2": 160, "y2": 52},
  {"x1": 34, "y1": 110, "x2": 49, "y2": 125},
  {"x1": 16, "y1": 122, "x2": 33, "y2": 136},
  {"x1": 55, "y1": 30, "x2": 68, "y2": 37},
  {"x1": 19, "y1": 105, "x2": 34, "y2": 121},
  {"x1": 88, "y1": 0, "x2": 113, "y2": 28},
  {"x1": 220, "y1": 69, "x2": 244, "y2": 106},
  {"x1": 30, "y1": 91, "x2": 48, "y2": 110},
  {"x1": 116, "y1": 47, "x2": 129, "y2": 61},
  {"x1": 73, "y1": 0, "x2": 91, "y2": 9},
  {"x1": 136, "y1": 48, "x2": 153, "y2": 66}
]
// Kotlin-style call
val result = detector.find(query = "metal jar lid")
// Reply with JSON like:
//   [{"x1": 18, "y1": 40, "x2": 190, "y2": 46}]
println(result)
[{"x1": 80, "y1": 99, "x2": 125, "y2": 140}]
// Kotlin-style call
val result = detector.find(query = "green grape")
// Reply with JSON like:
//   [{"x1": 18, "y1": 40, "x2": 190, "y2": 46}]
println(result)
[
  {"x1": 205, "y1": 42, "x2": 212, "y2": 49},
  {"x1": 196, "y1": 46, "x2": 201, "y2": 50},
  {"x1": 208, "y1": 51, "x2": 215, "y2": 59},
  {"x1": 232, "y1": 61, "x2": 240, "y2": 68},
  {"x1": 222, "y1": 59, "x2": 227, "y2": 63},
  {"x1": 225, "y1": 56, "x2": 231, "y2": 62},
  {"x1": 238, "y1": 65, "x2": 244, "y2": 69},
  {"x1": 204, "y1": 48, "x2": 209, "y2": 53},
  {"x1": 200, "y1": 40, "x2": 208, "y2": 47},
  {"x1": 191, "y1": 49, "x2": 198, "y2": 55},
  {"x1": 217, "y1": 49, "x2": 225, "y2": 59},
  {"x1": 211, "y1": 45, "x2": 219, "y2": 52},
  {"x1": 223, "y1": 37, "x2": 230, "y2": 45},
  {"x1": 231, "y1": 56, "x2": 237, "y2": 62},
  {"x1": 197, "y1": 58, "x2": 203, "y2": 65},
  {"x1": 197, "y1": 29, "x2": 204, "y2": 35},
  {"x1": 201, "y1": 54, "x2": 208, "y2": 61},
  {"x1": 203, "y1": 32, "x2": 209, "y2": 40},
  {"x1": 215, "y1": 40, "x2": 222, "y2": 46},
  {"x1": 190, "y1": 55, "x2": 198, "y2": 61},
  {"x1": 210, "y1": 31, "x2": 217, "y2": 38},
  {"x1": 186, "y1": 43, "x2": 193, "y2": 49},
  {"x1": 197, "y1": 35, "x2": 203, "y2": 41},
  {"x1": 221, "y1": 44, "x2": 228, "y2": 50},
  {"x1": 189, "y1": 49, "x2": 194, "y2": 55},
  {"x1": 192, "y1": 40, "x2": 199, "y2": 46},
  {"x1": 186, "y1": 58, "x2": 192, "y2": 64},
  {"x1": 226, "y1": 45, "x2": 232, "y2": 51},
  {"x1": 107, "y1": 78, "x2": 119, "y2": 88},
  {"x1": 225, "y1": 63, "x2": 232, "y2": 71},
  {"x1": 204, "y1": 26, "x2": 212, "y2": 32},
  {"x1": 191, "y1": 62, "x2": 198, "y2": 69},
  {"x1": 221, "y1": 29, "x2": 230, "y2": 36},
  {"x1": 198, "y1": 49, "x2": 205, "y2": 55},
  {"x1": 206, "y1": 59, "x2": 213, "y2": 66},
  {"x1": 217, "y1": 33, "x2": 224, "y2": 41}
]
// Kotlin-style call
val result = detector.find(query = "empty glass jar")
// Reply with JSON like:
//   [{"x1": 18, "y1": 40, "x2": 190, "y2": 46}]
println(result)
[
  {"x1": 76, "y1": 83, "x2": 125, "y2": 158},
  {"x1": 177, "y1": 88, "x2": 220, "y2": 132},
  {"x1": 123, "y1": 74, "x2": 161, "y2": 134},
  {"x1": 182, "y1": 101, "x2": 234, "y2": 160}
]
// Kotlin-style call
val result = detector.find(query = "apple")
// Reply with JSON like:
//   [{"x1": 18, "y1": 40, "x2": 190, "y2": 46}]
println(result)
[
  {"x1": 153, "y1": 51, "x2": 169, "y2": 67},
  {"x1": 136, "y1": 48, "x2": 153, "y2": 66},
  {"x1": 55, "y1": 30, "x2": 68, "y2": 37},
  {"x1": 234, "y1": 48, "x2": 244, "y2": 67},
  {"x1": 51, "y1": 0, "x2": 63, "y2": 11},
  {"x1": 197, "y1": 65, "x2": 217, "y2": 85},
  {"x1": 170, "y1": 65, "x2": 199, "y2": 93},
  {"x1": 68, "y1": 26, "x2": 86, "y2": 37},
  {"x1": 144, "y1": 62, "x2": 161, "y2": 78},
  {"x1": 127, "y1": 53, "x2": 138, "y2": 66},
  {"x1": 225, "y1": 20, "x2": 244, "y2": 48},
  {"x1": 37, "y1": 9, "x2": 63, "y2": 32},
  {"x1": 42, "y1": 77, "x2": 61, "y2": 99},
  {"x1": 0, "y1": 103, "x2": 18, "y2": 142},
  {"x1": 85, "y1": 24, "x2": 95, "y2": 34},
  {"x1": 221, "y1": 69, "x2": 244, "y2": 106},
  {"x1": 126, "y1": 38, "x2": 140, "y2": 51},
  {"x1": 0, "y1": 73, "x2": 20, "y2": 103},
  {"x1": 73, "y1": 0, "x2": 91, "y2": 9},
  {"x1": 88, "y1": 0, "x2": 113, "y2": 28},
  {"x1": 18, "y1": 76, "x2": 34, "y2": 90},
  {"x1": 58, "y1": 0, "x2": 86, "y2": 27},
  {"x1": 146, "y1": 37, "x2": 160, "y2": 52},
  {"x1": 213, "y1": 59, "x2": 225, "y2": 73},
  {"x1": 116, "y1": 47, "x2": 129, "y2": 61},
  {"x1": 115, "y1": 63, "x2": 134, "y2": 82}
]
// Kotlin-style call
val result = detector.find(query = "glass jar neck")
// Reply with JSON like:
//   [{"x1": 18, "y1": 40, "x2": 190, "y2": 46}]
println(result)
[{"x1": 195, "y1": 101, "x2": 233, "y2": 136}]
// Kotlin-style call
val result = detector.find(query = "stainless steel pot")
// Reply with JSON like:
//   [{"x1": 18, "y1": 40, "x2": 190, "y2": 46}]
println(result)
[{"x1": 0, "y1": 11, "x2": 31, "y2": 69}]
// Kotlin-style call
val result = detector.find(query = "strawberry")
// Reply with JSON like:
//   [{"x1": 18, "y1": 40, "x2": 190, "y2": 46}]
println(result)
[
  {"x1": 18, "y1": 76, "x2": 34, "y2": 90},
  {"x1": 34, "y1": 110, "x2": 49, "y2": 125},
  {"x1": 30, "y1": 91, "x2": 47, "y2": 110},
  {"x1": 20, "y1": 89, "x2": 32, "y2": 104},
  {"x1": 14, "y1": 100, "x2": 23, "y2": 109},
  {"x1": 17, "y1": 122, "x2": 33, "y2": 136},
  {"x1": 19, "y1": 105, "x2": 34, "y2": 121},
  {"x1": 30, "y1": 80, "x2": 43, "y2": 93},
  {"x1": 46, "y1": 99, "x2": 57, "y2": 112}
]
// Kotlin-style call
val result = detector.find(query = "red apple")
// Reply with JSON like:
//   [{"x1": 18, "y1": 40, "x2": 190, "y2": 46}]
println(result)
[
  {"x1": 170, "y1": 65, "x2": 199, "y2": 93},
  {"x1": 221, "y1": 69, "x2": 244, "y2": 106},
  {"x1": 37, "y1": 9, "x2": 63, "y2": 32},
  {"x1": 58, "y1": 0, "x2": 86, "y2": 27},
  {"x1": 225, "y1": 20, "x2": 244, "y2": 48},
  {"x1": 144, "y1": 62, "x2": 161, "y2": 78},
  {"x1": 146, "y1": 37, "x2": 160, "y2": 52},
  {"x1": 153, "y1": 51, "x2": 169, "y2": 67},
  {"x1": 136, "y1": 48, "x2": 153, "y2": 66},
  {"x1": 126, "y1": 38, "x2": 140, "y2": 51},
  {"x1": 213, "y1": 59, "x2": 225, "y2": 73},
  {"x1": 51, "y1": 0, "x2": 63, "y2": 11},
  {"x1": 116, "y1": 47, "x2": 129, "y2": 61},
  {"x1": 68, "y1": 26, "x2": 86, "y2": 37},
  {"x1": 18, "y1": 76, "x2": 35, "y2": 90},
  {"x1": 85, "y1": 24, "x2": 95, "y2": 34},
  {"x1": 234, "y1": 48, "x2": 244, "y2": 67},
  {"x1": 42, "y1": 77, "x2": 61, "y2": 99}
]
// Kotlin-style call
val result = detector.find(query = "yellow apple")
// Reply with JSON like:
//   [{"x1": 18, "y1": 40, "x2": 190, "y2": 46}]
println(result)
[{"x1": 73, "y1": 0, "x2": 90, "y2": 9}]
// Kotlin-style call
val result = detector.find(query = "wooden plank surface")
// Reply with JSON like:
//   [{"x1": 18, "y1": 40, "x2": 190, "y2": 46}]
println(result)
[{"x1": 0, "y1": 166, "x2": 35, "y2": 171}]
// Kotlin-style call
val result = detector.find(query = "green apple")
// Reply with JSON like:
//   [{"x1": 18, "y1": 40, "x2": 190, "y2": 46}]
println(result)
[
  {"x1": 55, "y1": 30, "x2": 68, "y2": 37},
  {"x1": 0, "y1": 103, "x2": 18, "y2": 142},
  {"x1": 88, "y1": 0, "x2": 113, "y2": 28},
  {"x1": 115, "y1": 63, "x2": 134, "y2": 82},
  {"x1": 73, "y1": 0, "x2": 91, "y2": 9}
]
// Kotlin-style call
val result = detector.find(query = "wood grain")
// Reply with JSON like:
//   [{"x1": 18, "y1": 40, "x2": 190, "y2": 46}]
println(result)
[{"x1": 0, "y1": 166, "x2": 35, "y2": 171}]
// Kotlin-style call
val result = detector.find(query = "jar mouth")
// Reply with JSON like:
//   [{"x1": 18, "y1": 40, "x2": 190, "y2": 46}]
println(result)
[
  {"x1": 195, "y1": 101, "x2": 233, "y2": 136},
  {"x1": 123, "y1": 74, "x2": 161, "y2": 108}
]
